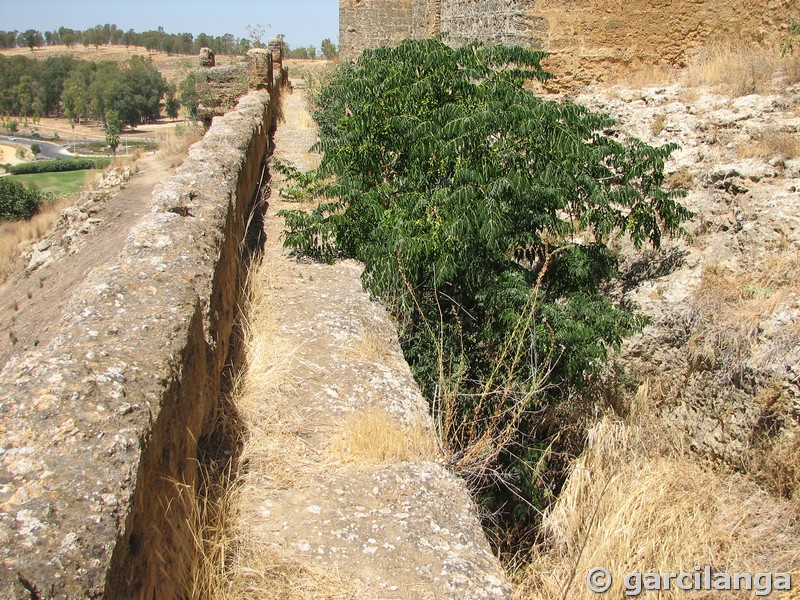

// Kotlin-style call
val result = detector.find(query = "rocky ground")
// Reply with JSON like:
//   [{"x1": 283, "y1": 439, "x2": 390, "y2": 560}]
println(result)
[{"x1": 573, "y1": 80, "x2": 800, "y2": 482}]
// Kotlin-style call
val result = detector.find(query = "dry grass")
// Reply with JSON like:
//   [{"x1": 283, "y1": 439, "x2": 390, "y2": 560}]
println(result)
[
  {"x1": 609, "y1": 42, "x2": 800, "y2": 93},
  {"x1": 286, "y1": 59, "x2": 336, "y2": 114},
  {"x1": 513, "y1": 410, "x2": 800, "y2": 600},
  {"x1": 159, "y1": 121, "x2": 206, "y2": 167},
  {"x1": 619, "y1": 63, "x2": 679, "y2": 88},
  {"x1": 345, "y1": 328, "x2": 394, "y2": 363},
  {"x1": 737, "y1": 127, "x2": 800, "y2": 161},
  {"x1": 753, "y1": 426, "x2": 800, "y2": 505},
  {"x1": 0, "y1": 197, "x2": 74, "y2": 279},
  {"x1": 650, "y1": 113, "x2": 667, "y2": 136},
  {"x1": 182, "y1": 255, "x2": 362, "y2": 599},
  {"x1": 664, "y1": 167, "x2": 694, "y2": 190},
  {"x1": 0, "y1": 44, "x2": 223, "y2": 84},
  {"x1": 683, "y1": 42, "x2": 800, "y2": 95},
  {"x1": 750, "y1": 378, "x2": 800, "y2": 505},
  {"x1": 330, "y1": 406, "x2": 436, "y2": 463},
  {"x1": 689, "y1": 248, "x2": 800, "y2": 373},
  {"x1": 179, "y1": 472, "x2": 361, "y2": 600}
]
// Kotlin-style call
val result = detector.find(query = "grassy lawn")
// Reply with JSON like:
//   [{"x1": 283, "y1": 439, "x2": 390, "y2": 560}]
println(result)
[{"x1": 8, "y1": 170, "x2": 98, "y2": 195}]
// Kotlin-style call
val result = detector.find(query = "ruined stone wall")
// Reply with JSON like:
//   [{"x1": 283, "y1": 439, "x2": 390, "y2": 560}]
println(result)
[
  {"x1": 439, "y1": 0, "x2": 541, "y2": 49},
  {"x1": 0, "y1": 87, "x2": 280, "y2": 599},
  {"x1": 340, "y1": 0, "x2": 800, "y2": 80},
  {"x1": 532, "y1": 0, "x2": 800, "y2": 83},
  {"x1": 340, "y1": 0, "x2": 414, "y2": 62}
]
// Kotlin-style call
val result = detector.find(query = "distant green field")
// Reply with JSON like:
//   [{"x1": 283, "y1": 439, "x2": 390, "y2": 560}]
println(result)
[{"x1": 8, "y1": 170, "x2": 98, "y2": 195}]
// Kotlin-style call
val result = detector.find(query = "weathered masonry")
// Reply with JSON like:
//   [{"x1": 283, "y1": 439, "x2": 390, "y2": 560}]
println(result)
[
  {"x1": 0, "y1": 48, "x2": 285, "y2": 598},
  {"x1": 340, "y1": 0, "x2": 800, "y2": 82}
]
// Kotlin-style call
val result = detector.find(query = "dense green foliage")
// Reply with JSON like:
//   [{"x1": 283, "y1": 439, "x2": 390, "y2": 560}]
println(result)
[
  {"x1": 281, "y1": 38, "x2": 692, "y2": 544},
  {"x1": 0, "y1": 53, "x2": 165, "y2": 127},
  {"x1": 0, "y1": 178, "x2": 48, "y2": 220},
  {"x1": 10, "y1": 158, "x2": 110, "y2": 175}
]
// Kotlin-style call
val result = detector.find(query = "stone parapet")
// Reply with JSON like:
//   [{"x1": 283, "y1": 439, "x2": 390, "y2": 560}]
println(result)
[{"x1": 0, "y1": 89, "x2": 278, "y2": 599}]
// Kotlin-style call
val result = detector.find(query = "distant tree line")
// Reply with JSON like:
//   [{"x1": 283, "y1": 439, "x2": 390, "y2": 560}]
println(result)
[
  {"x1": 283, "y1": 38, "x2": 338, "y2": 60},
  {"x1": 1, "y1": 24, "x2": 340, "y2": 61},
  {"x1": 0, "y1": 24, "x2": 253, "y2": 56},
  {"x1": 0, "y1": 54, "x2": 170, "y2": 128}
]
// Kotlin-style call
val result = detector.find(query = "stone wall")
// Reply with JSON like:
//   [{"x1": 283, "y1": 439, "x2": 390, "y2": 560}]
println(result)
[
  {"x1": 0, "y1": 87, "x2": 281, "y2": 599},
  {"x1": 340, "y1": 0, "x2": 415, "y2": 61},
  {"x1": 532, "y1": 0, "x2": 800, "y2": 84},
  {"x1": 439, "y1": 0, "x2": 540, "y2": 49},
  {"x1": 340, "y1": 0, "x2": 800, "y2": 81}
]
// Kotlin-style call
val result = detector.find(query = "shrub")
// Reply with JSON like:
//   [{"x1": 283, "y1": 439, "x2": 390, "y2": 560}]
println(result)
[
  {"x1": 0, "y1": 178, "x2": 46, "y2": 220},
  {"x1": 9, "y1": 157, "x2": 110, "y2": 175},
  {"x1": 280, "y1": 38, "x2": 692, "y2": 545}
]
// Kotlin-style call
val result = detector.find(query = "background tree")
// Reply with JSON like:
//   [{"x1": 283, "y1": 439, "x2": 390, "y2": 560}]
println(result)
[
  {"x1": 105, "y1": 110, "x2": 122, "y2": 155},
  {"x1": 179, "y1": 71, "x2": 200, "y2": 119},
  {"x1": 321, "y1": 38, "x2": 338, "y2": 60},
  {"x1": 165, "y1": 84, "x2": 180, "y2": 121},
  {"x1": 30, "y1": 143, "x2": 41, "y2": 159},
  {"x1": 18, "y1": 29, "x2": 44, "y2": 51},
  {"x1": 246, "y1": 23, "x2": 270, "y2": 48}
]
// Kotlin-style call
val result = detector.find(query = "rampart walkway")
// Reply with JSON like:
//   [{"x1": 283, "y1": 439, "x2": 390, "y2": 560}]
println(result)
[{"x1": 222, "y1": 88, "x2": 512, "y2": 598}]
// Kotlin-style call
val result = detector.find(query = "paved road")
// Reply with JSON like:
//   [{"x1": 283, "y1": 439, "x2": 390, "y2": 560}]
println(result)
[
  {"x1": 4, "y1": 136, "x2": 116, "y2": 159},
  {"x1": 4, "y1": 136, "x2": 72, "y2": 159}
]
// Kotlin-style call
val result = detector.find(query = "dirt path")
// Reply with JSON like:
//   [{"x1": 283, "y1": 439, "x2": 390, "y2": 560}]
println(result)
[
  {"x1": 0, "y1": 152, "x2": 175, "y2": 369},
  {"x1": 220, "y1": 90, "x2": 511, "y2": 599}
]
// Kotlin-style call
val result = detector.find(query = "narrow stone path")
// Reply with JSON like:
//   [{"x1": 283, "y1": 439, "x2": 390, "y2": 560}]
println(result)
[{"x1": 223, "y1": 89, "x2": 512, "y2": 598}]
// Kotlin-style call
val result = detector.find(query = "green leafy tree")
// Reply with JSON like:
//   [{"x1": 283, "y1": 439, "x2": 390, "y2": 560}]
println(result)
[
  {"x1": 62, "y1": 67, "x2": 92, "y2": 124},
  {"x1": 0, "y1": 178, "x2": 44, "y2": 220},
  {"x1": 179, "y1": 71, "x2": 201, "y2": 119},
  {"x1": 281, "y1": 39, "x2": 692, "y2": 539},
  {"x1": 165, "y1": 84, "x2": 180, "y2": 121},
  {"x1": 30, "y1": 143, "x2": 41, "y2": 158},
  {"x1": 321, "y1": 38, "x2": 338, "y2": 60},
  {"x1": 105, "y1": 124, "x2": 120, "y2": 154},
  {"x1": 18, "y1": 29, "x2": 44, "y2": 51},
  {"x1": 12, "y1": 75, "x2": 34, "y2": 117}
]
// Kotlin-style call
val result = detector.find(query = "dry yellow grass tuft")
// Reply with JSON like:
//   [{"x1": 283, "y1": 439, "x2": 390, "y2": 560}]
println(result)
[
  {"x1": 682, "y1": 42, "x2": 800, "y2": 95},
  {"x1": 689, "y1": 249, "x2": 800, "y2": 372},
  {"x1": 160, "y1": 121, "x2": 207, "y2": 167},
  {"x1": 330, "y1": 406, "x2": 436, "y2": 463},
  {"x1": 650, "y1": 113, "x2": 667, "y2": 136},
  {"x1": 618, "y1": 63, "x2": 679, "y2": 88},
  {"x1": 737, "y1": 127, "x2": 800, "y2": 160},
  {"x1": 664, "y1": 167, "x2": 694, "y2": 191},
  {"x1": 0, "y1": 198, "x2": 73, "y2": 279},
  {"x1": 513, "y1": 414, "x2": 800, "y2": 600}
]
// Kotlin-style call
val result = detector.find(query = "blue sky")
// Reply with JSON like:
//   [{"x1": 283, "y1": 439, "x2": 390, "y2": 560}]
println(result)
[{"x1": 3, "y1": 0, "x2": 339, "y2": 49}]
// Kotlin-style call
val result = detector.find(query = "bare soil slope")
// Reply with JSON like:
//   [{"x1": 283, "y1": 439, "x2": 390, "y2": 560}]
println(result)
[{"x1": 0, "y1": 152, "x2": 175, "y2": 369}]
